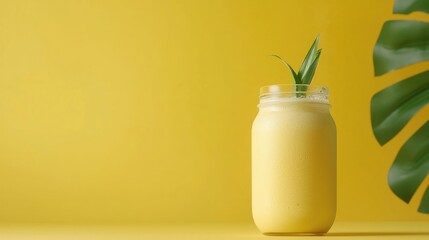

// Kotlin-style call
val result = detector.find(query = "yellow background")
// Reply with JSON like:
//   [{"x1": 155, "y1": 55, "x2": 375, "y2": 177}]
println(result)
[{"x1": 0, "y1": 0, "x2": 428, "y2": 224}]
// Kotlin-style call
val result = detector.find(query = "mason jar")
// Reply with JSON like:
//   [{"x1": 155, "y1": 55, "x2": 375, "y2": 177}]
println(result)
[{"x1": 252, "y1": 84, "x2": 336, "y2": 235}]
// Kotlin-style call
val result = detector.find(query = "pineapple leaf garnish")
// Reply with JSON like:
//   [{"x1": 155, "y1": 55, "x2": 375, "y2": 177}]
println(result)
[
  {"x1": 298, "y1": 35, "x2": 320, "y2": 80},
  {"x1": 271, "y1": 35, "x2": 322, "y2": 89},
  {"x1": 270, "y1": 54, "x2": 301, "y2": 84},
  {"x1": 301, "y1": 49, "x2": 321, "y2": 85}
]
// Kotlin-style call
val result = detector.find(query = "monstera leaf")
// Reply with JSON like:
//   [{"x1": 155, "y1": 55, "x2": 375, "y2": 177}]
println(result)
[
  {"x1": 394, "y1": 0, "x2": 429, "y2": 14},
  {"x1": 372, "y1": 0, "x2": 429, "y2": 213}
]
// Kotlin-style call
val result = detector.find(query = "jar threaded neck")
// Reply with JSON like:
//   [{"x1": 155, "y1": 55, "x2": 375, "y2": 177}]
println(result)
[{"x1": 259, "y1": 84, "x2": 329, "y2": 104}]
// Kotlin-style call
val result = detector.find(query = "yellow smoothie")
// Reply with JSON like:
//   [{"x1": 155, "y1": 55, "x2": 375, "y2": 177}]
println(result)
[{"x1": 252, "y1": 85, "x2": 336, "y2": 234}]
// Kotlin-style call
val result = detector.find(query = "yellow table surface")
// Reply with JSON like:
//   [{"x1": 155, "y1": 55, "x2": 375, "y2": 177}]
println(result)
[{"x1": 0, "y1": 222, "x2": 428, "y2": 239}]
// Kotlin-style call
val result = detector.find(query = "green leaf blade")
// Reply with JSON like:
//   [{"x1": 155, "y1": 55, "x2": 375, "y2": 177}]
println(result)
[
  {"x1": 418, "y1": 187, "x2": 429, "y2": 213},
  {"x1": 270, "y1": 54, "x2": 301, "y2": 84},
  {"x1": 388, "y1": 121, "x2": 429, "y2": 205},
  {"x1": 371, "y1": 70, "x2": 429, "y2": 145},
  {"x1": 301, "y1": 49, "x2": 321, "y2": 85},
  {"x1": 298, "y1": 35, "x2": 320, "y2": 79},
  {"x1": 373, "y1": 20, "x2": 429, "y2": 76},
  {"x1": 394, "y1": 0, "x2": 429, "y2": 14}
]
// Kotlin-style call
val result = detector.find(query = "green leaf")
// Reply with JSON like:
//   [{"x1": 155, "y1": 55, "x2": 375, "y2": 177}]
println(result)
[
  {"x1": 373, "y1": 20, "x2": 429, "y2": 76},
  {"x1": 301, "y1": 49, "x2": 321, "y2": 85},
  {"x1": 419, "y1": 187, "x2": 429, "y2": 213},
  {"x1": 270, "y1": 54, "x2": 301, "y2": 84},
  {"x1": 394, "y1": 0, "x2": 429, "y2": 14},
  {"x1": 388, "y1": 121, "x2": 429, "y2": 209},
  {"x1": 298, "y1": 35, "x2": 320, "y2": 79},
  {"x1": 295, "y1": 85, "x2": 309, "y2": 98},
  {"x1": 372, "y1": 0, "x2": 429, "y2": 214},
  {"x1": 371, "y1": 70, "x2": 429, "y2": 145}
]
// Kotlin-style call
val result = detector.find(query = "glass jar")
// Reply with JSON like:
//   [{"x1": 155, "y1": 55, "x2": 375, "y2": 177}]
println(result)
[{"x1": 252, "y1": 84, "x2": 336, "y2": 235}]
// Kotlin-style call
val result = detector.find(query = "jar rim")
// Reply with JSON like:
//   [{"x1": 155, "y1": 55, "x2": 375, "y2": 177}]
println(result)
[{"x1": 259, "y1": 84, "x2": 329, "y2": 104}]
